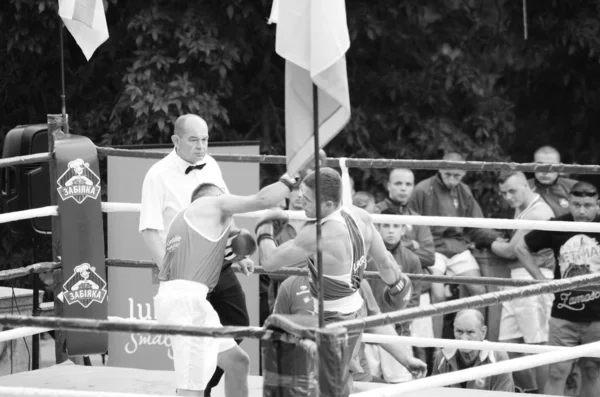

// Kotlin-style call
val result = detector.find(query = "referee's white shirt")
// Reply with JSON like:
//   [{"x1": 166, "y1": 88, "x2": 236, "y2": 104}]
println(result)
[{"x1": 139, "y1": 149, "x2": 229, "y2": 243}]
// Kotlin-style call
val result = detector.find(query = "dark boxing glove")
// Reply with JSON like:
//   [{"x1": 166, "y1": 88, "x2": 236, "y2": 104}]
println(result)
[
  {"x1": 254, "y1": 208, "x2": 289, "y2": 245},
  {"x1": 382, "y1": 273, "x2": 413, "y2": 311},
  {"x1": 224, "y1": 229, "x2": 257, "y2": 266}
]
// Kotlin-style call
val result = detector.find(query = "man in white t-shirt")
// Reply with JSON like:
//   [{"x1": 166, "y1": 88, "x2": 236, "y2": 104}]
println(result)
[
  {"x1": 140, "y1": 114, "x2": 249, "y2": 396},
  {"x1": 491, "y1": 171, "x2": 555, "y2": 394}
]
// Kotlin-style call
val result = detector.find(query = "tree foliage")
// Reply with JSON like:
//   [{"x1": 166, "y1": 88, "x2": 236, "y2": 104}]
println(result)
[{"x1": 1, "y1": 0, "x2": 600, "y2": 272}]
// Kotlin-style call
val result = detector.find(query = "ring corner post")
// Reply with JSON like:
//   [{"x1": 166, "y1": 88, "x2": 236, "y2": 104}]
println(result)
[
  {"x1": 47, "y1": 114, "x2": 69, "y2": 364},
  {"x1": 49, "y1": 120, "x2": 108, "y2": 360},
  {"x1": 316, "y1": 327, "x2": 350, "y2": 397}
]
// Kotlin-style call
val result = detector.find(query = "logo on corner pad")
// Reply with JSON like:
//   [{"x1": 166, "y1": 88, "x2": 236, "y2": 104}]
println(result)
[
  {"x1": 57, "y1": 158, "x2": 101, "y2": 204},
  {"x1": 62, "y1": 263, "x2": 107, "y2": 308}
]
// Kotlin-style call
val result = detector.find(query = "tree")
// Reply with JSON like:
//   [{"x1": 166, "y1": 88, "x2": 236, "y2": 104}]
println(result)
[{"x1": 2, "y1": 0, "x2": 600, "y2": 274}]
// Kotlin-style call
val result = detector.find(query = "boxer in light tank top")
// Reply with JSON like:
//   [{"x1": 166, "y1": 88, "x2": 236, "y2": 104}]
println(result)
[{"x1": 256, "y1": 167, "x2": 413, "y2": 394}]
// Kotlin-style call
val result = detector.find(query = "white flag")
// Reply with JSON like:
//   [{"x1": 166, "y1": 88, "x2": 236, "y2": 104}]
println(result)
[
  {"x1": 270, "y1": 0, "x2": 351, "y2": 176},
  {"x1": 59, "y1": 0, "x2": 109, "y2": 61}
]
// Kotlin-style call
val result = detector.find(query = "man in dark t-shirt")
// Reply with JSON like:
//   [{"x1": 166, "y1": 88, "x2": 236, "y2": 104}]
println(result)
[{"x1": 515, "y1": 181, "x2": 600, "y2": 397}]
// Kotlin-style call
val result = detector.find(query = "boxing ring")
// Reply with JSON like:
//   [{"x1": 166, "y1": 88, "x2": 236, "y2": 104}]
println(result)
[{"x1": 1, "y1": 140, "x2": 600, "y2": 397}]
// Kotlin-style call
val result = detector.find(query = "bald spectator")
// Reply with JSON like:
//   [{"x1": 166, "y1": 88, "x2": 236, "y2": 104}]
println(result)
[
  {"x1": 491, "y1": 171, "x2": 555, "y2": 393},
  {"x1": 408, "y1": 153, "x2": 501, "y2": 334},
  {"x1": 353, "y1": 191, "x2": 376, "y2": 214},
  {"x1": 433, "y1": 309, "x2": 515, "y2": 392},
  {"x1": 529, "y1": 146, "x2": 578, "y2": 217}
]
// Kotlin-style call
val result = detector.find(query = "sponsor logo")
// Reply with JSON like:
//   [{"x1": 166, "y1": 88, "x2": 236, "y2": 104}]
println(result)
[
  {"x1": 557, "y1": 235, "x2": 600, "y2": 311},
  {"x1": 62, "y1": 263, "x2": 107, "y2": 308},
  {"x1": 57, "y1": 158, "x2": 101, "y2": 204}
]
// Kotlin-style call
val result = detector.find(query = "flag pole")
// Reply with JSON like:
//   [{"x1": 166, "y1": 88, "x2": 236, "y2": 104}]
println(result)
[
  {"x1": 312, "y1": 83, "x2": 325, "y2": 329},
  {"x1": 59, "y1": 19, "x2": 69, "y2": 134}
]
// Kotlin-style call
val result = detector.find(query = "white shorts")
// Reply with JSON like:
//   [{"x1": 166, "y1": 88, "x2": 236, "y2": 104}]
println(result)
[
  {"x1": 499, "y1": 268, "x2": 554, "y2": 344},
  {"x1": 154, "y1": 280, "x2": 237, "y2": 391},
  {"x1": 411, "y1": 294, "x2": 434, "y2": 339},
  {"x1": 430, "y1": 250, "x2": 479, "y2": 275},
  {"x1": 364, "y1": 343, "x2": 413, "y2": 383}
]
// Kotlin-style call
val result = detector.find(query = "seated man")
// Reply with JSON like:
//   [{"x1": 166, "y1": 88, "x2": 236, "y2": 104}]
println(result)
[
  {"x1": 433, "y1": 309, "x2": 515, "y2": 392},
  {"x1": 408, "y1": 153, "x2": 501, "y2": 335},
  {"x1": 273, "y1": 275, "x2": 427, "y2": 383}
]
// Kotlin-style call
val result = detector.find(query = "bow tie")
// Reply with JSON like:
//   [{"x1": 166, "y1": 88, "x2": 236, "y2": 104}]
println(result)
[{"x1": 185, "y1": 163, "x2": 207, "y2": 175}]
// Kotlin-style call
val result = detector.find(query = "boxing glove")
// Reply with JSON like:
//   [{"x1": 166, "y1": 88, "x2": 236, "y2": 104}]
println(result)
[
  {"x1": 382, "y1": 273, "x2": 412, "y2": 312},
  {"x1": 224, "y1": 229, "x2": 257, "y2": 266}
]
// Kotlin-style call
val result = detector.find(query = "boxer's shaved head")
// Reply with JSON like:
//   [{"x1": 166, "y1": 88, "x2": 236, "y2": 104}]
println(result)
[{"x1": 191, "y1": 183, "x2": 223, "y2": 201}]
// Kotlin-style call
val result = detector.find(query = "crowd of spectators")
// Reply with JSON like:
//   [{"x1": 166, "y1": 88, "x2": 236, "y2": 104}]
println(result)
[{"x1": 261, "y1": 145, "x2": 599, "y2": 396}]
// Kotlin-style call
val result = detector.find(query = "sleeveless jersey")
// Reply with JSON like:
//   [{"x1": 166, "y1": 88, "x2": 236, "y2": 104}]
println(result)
[
  {"x1": 159, "y1": 210, "x2": 231, "y2": 291},
  {"x1": 307, "y1": 209, "x2": 367, "y2": 302},
  {"x1": 509, "y1": 194, "x2": 555, "y2": 271}
]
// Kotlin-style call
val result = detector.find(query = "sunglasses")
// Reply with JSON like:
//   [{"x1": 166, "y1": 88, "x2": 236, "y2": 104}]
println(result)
[{"x1": 571, "y1": 190, "x2": 598, "y2": 198}]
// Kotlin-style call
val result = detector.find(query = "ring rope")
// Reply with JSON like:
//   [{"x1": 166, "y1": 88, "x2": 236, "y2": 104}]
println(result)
[
  {"x1": 0, "y1": 327, "x2": 52, "y2": 344},
  {"x1": 0, "y1": 260, "x2": 542, "y2": 290},
  {"x1": 0, "y1": 152, "x2": 52, "y2": 168},
  {"x1": 360, "y1": 333, "x2": 600, "y2": 357},
  {"x1": 0, "y1": 272, "x2": 594, "y2": 338},
  {"x1": 95, "y1": 146, "x2": 600, "y2": 174},
  {"x1": 5, "y1": 203, "x2": 600, "y2": 234},
  {"x1": 351, "y1": 340, "x2": 600, "y2": 397},
  {"x1": 0, "y1": 262, "x2": 60, "y2": 281},
  {"x1": 0, "y1": 386, "x2": 164, "y2": 397},
  {"x1": 103, "y1": 203, "x2": 600, "y2": 233},
  {"x1": 0, "y1": 314, "x2": 307, "y2": 344},
  {"x1": 330, "y1": 271, "x2": 600, "y2": 332},
  {"x1": 104, "y1": 261, "x2": 542, "y2": 288}
]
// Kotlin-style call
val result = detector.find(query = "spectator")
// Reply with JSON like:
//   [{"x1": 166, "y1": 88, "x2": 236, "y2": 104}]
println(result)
[
  {"x1": 491, "y1": 171, "x2": 555, "y2": 393},
  {"x1": 375, "y1": 168, "x2": 414, "y2": 214},
  {"x1": 433, "y1": 309, "x2": 515, "y2": 392},
  {"x1": 273, "y1": 276, "x2": 427, "y2": 383},
  {"x1": 408, "y1": 153, "x2": 501, "y2": 334},
  {"x1": 529, "y1": 146, "x2": 578, "y2": 217},
  {"x1": 139, "y1": 114, "x2": 248, "y2": 396},
  {"x1": 515, "y1": 182, "x2": 600, "y2": 397},
  {"x1": 353, "y1": 191, "x2": 377, "y2": 213},
  {"x1": 376, "y1": 169, "x2": 436, "y2": 270},
  {"x1": 370, "y1": 213, "x2": 423, "y2": 327},
  {"x1": 375, "y1": 169, "x2": 437, "y2": 357},
  {"x1": 373, "y1": 207, "x2": 435, "y2": 369}
]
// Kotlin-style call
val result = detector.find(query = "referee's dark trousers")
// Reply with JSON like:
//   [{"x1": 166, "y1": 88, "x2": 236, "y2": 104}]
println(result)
[{"x1": 204, "y1": 266, "x2": 249, "y2": 396}]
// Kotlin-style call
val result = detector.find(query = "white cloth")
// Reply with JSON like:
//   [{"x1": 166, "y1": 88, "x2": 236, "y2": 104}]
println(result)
[
  {"x1": 139, "y1": 150, "x2": 228, "y2": 243},
  {"x1": 339, "y1": 157, "x2": 353, "y2": 208},
  {"x1": 59, "y1": 0, "x2": 109, "y2": 60},
  {"x1": 499, "y1": 267, "x2": 554, "y2": 343},
  {"x1": 154, "y1": 280, "x2": 236, "y2": 391},
  {"x1": 411, "y1": 293, "x2": 434, "y2": 339},
  {"x1": 270, "y1": 0, "x2": 351, "y2": 175},
  {"x1": 431, "y1": 250, "x2": 480, "y2": 275}
]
